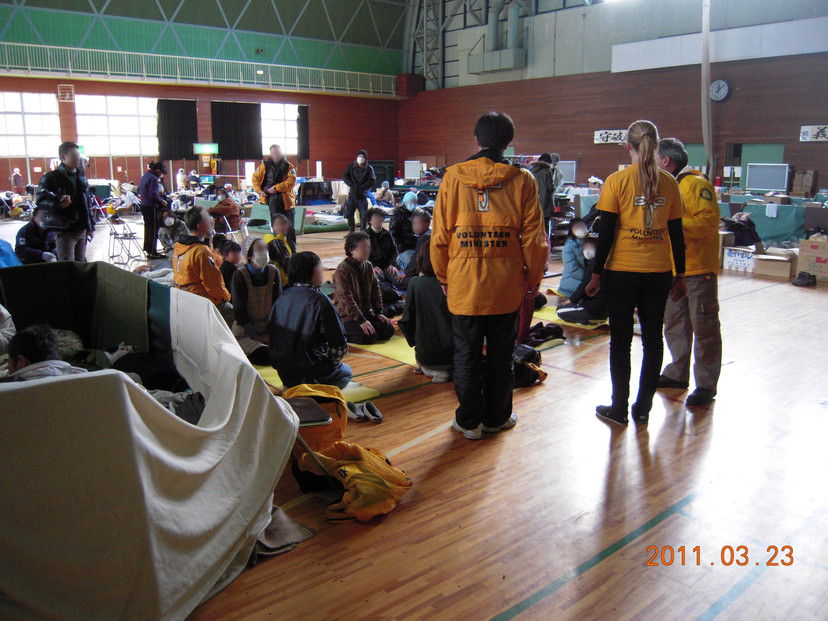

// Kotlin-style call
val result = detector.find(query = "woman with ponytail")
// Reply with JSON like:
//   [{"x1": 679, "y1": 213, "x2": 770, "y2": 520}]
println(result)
[{"x1": 585, "y1": 120, "x2": 687, "y2": 426}]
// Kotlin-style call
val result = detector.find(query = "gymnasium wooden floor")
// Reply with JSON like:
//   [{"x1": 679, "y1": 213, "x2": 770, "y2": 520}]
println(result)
[{"x1": 1, "y1": 219, "x2": 826, "y2": 620}]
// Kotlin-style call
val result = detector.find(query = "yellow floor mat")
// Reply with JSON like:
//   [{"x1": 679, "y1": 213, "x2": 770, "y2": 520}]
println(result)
[
  {"x1": 254, "y1": 365, "x2": 381, "y2": 402},
  {"x1": 350, "y1": 335, "x2": 419, "y2": 367}
]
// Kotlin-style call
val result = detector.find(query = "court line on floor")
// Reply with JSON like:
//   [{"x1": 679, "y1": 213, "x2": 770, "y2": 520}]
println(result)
[
  {"x1": 491, "y1": 493, "x2": 696, "y2": 621},
  {"x1": 719, "y1": 280, "x2": 786, "y2": 302},
  {"x1": 352, "y1": 363, "x2": 407, "y2": 378}
]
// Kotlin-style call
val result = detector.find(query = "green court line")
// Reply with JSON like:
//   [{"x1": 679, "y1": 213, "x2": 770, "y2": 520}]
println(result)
[
  {"x1": 352, "y1": 363, "x2": 406, "y2": 378},
  {"x1": 719, "y1": 281, "x2": 785, "y2": 302},
  {"x1": 491, "y1": 493, "x2": 696, "y2": 621},
  {"x1": 375, "y1": 380, "x2": 435, "y2": 400},
  {"x1": 695, "y1": 563, "x2": 769, "y2": 620}
]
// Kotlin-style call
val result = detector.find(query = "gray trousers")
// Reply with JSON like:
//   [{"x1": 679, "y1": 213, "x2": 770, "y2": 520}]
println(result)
[
  {"x1": 55, "y1": 230, "x2": 88, "y2": 262},
  {"x1": 662, "y1": 272, "x2": 722, "y2": 390}
]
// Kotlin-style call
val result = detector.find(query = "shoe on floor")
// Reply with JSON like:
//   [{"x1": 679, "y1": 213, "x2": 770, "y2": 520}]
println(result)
[
  {"x1": 596, "y1": 405, "x2": 628, "y2": 426},
  {"x1": 361, "y1": 401, "x2": 383, "y2": 424},
  {"x1": 452, "y1": 420, "x2": 483, "y2": 440},
  {"x1": 631, "y1": 403, "x2": 649, "y2": 424},
  {"x1": 686, "y1": 388, "x2": 717, "y2": 406},
  {"x1": 791, "y1": 271, "x2": 817, "y2": 287},
  {"x1": 657, "y1": 374, "x2": 689, "y2": 390},
  {"x1": 346, "y1": 401, "x2": 367, "y2": 422},
  {"x1": 482, "y1": 413, "x2": 518, "y2": 433}
]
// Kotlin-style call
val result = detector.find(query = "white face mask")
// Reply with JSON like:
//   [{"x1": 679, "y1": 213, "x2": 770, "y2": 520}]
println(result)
[
  {"x1": 164, "y1": 217, "x2": 175, "y2": 227},
  {"x1": 584, "y1": 248, "x2": 596, "y2": 260},
  {"x1": 252, "y1": 251, "x2": 269, "y2": 267},
  {"x1": 574, "y1": 228, "x2": 587, "y2": 239},
  {"x1": 357, "y1": 156, "x2": 366, "y2": 165}
]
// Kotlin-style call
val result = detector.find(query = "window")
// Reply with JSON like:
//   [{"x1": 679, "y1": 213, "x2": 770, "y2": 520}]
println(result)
[
  {"x1": 75, "y1": 95, "x2": 158, "y2": 156},
  {"x1": 261, "y1": 103, "x2": 299, "y2": 156},
  {"x1": 0, "y1": 92, "x2": 60, "y2": 158}
]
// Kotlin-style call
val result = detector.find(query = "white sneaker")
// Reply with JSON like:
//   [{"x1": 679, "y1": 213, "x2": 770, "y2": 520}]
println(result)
[
  {"x1": 482, "y1": 413, "x2": 518, "y2": 433},
  {"x1": 452, "y1": 420, "x2": 483, "y2": 440}
]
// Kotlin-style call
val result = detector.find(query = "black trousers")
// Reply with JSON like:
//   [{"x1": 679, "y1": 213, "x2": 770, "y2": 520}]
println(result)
[
  {"x1": 343, "y1": 315, "x2": 395, "y2": 345},
  {"x1": 452, "y1": 311, "x2": 518, "y2": 430},
  {"x1": 345, "y1": 195, "x2": 368, "y2": 232},
  {"x1": 267, "y1": 193, "x2": 296, "y2": 247},
  {"x1": 140, "y1": 204, "x2": 158, "y2": 254},
  {"x1": 604, "y1": 270, "x2": 673, "y2": 414}
]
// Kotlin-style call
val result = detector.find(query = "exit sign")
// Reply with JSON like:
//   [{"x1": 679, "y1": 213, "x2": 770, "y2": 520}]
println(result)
[{"x1": 194, "y1": 143, "x2": 219, "y2": 154}]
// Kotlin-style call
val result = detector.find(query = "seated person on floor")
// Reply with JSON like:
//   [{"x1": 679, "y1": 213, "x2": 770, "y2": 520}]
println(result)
[
  {"x1": 0, "y1": 303, "x2": 16, "y2": 356},
  {"x1": 264, "y1": 213, "x2": 296, "y2": 288},
  {"x1": 208, "y1": 188, "x2": 241, "y2": 233},
  {"x1": 375, "y1": 180, "x2": 396, "y2": 207},
  {"x1": 333, "y1": 232, "x2": 395, "y2": 345},
  {"x1": 0, "y1": 324, "x2": 86, "y2": 383},
  {"x1": 172, "y1": 207, "x2": 234, "y2": 326},
  {"x1": 390, "y1": 191, "x2": 419, "y2": 268},
  {"x1": 219, "y1": 240, "x2": 242, "y2": 293},
  {"x1": 394, "y1": 209, "x2": 432, "y2": 290},
  {"x1": 398, "y1": 243, "x2": 453, "y2": 383},
  {"x1": 268, "y1": 252, "x2": 352, "y2": 390},
  {"x1": 230, "y1": 237, "x2": 282, "y2": 366},
  {"x1": 366, "y1": 207, "x2": 399, "y2": 283},
  {"x1": 157, "y1": 208, "x2": 189, "y2": 258},
  {"x1": 14, "y1": 206, "x2": 57, "y2": 264},
  {"x1": 556, "y1": 237, "x2": 608, "y2": 325},
  {"x1": 211, "y1": 234, "x2": 228, "y2": 268},
  {"x1": 558, "y1": 218, "x2": 588, "y2": 298}
]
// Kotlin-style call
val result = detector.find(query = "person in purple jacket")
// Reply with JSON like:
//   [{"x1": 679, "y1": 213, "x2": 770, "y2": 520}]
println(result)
[{"x1": 138, "y1": 161, "x2": 168, "y2": 259}]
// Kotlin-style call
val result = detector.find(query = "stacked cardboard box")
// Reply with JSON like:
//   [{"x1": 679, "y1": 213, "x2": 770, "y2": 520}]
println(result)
[
  {"x1": 791, "y1": 170, "x2": 816, "y2": 198},
  {"x1": 799, "y1": 237, "x2": 828, "y2": 282}
]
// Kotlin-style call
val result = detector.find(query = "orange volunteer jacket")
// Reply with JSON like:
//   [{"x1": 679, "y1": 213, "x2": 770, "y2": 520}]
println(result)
[
  {"x1": 676, "y1": 168, "x2": 721, "y2": 276},
  {"x1": 251, "y1": 156, "x2": 297, "y2": 209},
  {"x1": 431, "y1": 151, "x2": 548, "y2": 316},
  {"x1": 172, "y1": 237, "x2": 231, "y2": 305}
]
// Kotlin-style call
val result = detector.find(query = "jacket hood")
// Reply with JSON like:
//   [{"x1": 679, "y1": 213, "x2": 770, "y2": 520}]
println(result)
[
  {"x1": 451, "y1": 152, "x2": 522, "y2": 190},
  {"x1": 530, "y1": 161, "x2": 552, "y2": 171}
]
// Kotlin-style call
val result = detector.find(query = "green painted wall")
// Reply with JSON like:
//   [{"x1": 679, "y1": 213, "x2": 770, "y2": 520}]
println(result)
[{"x1": 0, "y1": 0, "x2": 405, "y2": 75}]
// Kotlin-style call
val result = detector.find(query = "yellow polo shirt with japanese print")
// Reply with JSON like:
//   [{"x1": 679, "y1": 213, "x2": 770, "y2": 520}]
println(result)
[{"x1": 597, "y1": 164, "x2": 683, "y2": 273}]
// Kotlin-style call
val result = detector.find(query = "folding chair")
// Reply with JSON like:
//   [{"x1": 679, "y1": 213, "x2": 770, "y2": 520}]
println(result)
[
  {"x1": 243, "y1": 218, "x2": 273, "y2": 236},
  {"x1": 219, "y1": 215, "x2": 242, "y2": 243},
  {"x1": 105, "y1": 217, "x2": 145, "y2": 268}
]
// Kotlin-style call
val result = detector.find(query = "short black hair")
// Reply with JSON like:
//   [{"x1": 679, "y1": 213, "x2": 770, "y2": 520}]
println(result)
[
  {"x1": 288, "y1": 251, "x2": 321, "y2": 284},
  {"x1": 271, "y1": 213, "x2": 289, "y2": 227},
  {"x1": 221, "y1": 240, "x2": 241, "y2": 256},
  {"x1": 474, "y1": 112, "x2": 515, "y2": 151},
  {"x1": 148, "y1": 161, "x2": 167, "y2": 174},
  {"x1": 416, "y1": 242, "x2": 435, "y2": 278},
  {"x1": 357, "y1": 149, "x2": 368, "y2": 159},
  {"x1": 538, "y1": 152, "x2": 553, "y2": 164},
  {"x1": 58, "y1": 141, "x2": 79, "y2": 159},
  {"x1": 8, "y1": 324, "x2": 59, "y2": 364},
  {"x1": 184, "y1": 206, "x2": 206, "y2": 231},
  {"x1": 658, "y1": 137, "x2": 689, "y2": 172},
  {"x1": 344, "y1": 231, "x2": 369, "y2": 257},
  {"x1": 366, "y1": 207, "x2": 385, "y2": 222},
  {"x1": 211, "y1": 233, "x2": 228, "y2": 250},
  {"x1": 412, "y1": 209, "x2": 431, "y2": 225}
]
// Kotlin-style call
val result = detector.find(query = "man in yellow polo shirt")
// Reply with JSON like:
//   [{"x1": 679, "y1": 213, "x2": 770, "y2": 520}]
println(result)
[{"x1": 656, "y1": 138, "x2": 722, "y2": 406}]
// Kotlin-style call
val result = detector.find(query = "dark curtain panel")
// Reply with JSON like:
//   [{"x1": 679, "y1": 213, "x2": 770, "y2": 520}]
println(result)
[
  {"x1": 157, "y1": 99, "x2": 198, "y2": 161},
  {"x1": 211, "y1": 101, "x2": 262, "y2": 159}
]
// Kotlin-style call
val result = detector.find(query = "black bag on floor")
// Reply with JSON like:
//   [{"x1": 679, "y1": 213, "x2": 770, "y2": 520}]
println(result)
[{"x1": 512, "y1": 344, "x2": 547, "y2": 388}]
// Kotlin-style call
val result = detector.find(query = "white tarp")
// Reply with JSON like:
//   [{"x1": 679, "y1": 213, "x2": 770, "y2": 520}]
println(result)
[{"x1": 0, "y1": 288, "x2": 299, "y2": 620}]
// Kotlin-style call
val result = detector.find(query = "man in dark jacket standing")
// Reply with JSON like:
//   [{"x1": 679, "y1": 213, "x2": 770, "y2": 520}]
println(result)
[
  {"x1": 529, "y1": 152, "x2": 563, "y2": 234},
  {"x1": 342, "y1": 149, "x2": 376, "y2": 233},
  {"x1": 36, "y1": 141, "x2": 96, "y2": 261},
  {"x1": 138, "y1": 161, "x2": 168, "y2": 259},
  {"x1": 15, "y1": 207, "x2": 57, "y2": 264}
]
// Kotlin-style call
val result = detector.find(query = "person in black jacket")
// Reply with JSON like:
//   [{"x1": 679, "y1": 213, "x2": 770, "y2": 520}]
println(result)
[
  {"x1": 556, "y1": 237, "x2": 608, "y2": 325},
  {"x1": 15, "y1": 207, "x2": 57, "y2": 264},
  {"x1": 529, "y1": 153, "x2": 561, "y2": 233},
  {"x1": 394, "y1": 210, "x2": 431, "y2": 290},
  {"x1": 138, "y1": 161, "x2": 168, "y2": 259},
  {"x1": 268, "y1": 252, "x2": 352, "y2": 389},
  {"x1": 342, "y1": 149, "x2": 376, "y2": 233},
  {"x1": 36, "y1": 142, "x2": 96, "y2": 261},
  {"x1": 366, "y1": 208, "x2": 399, "y2": 281},
  {"x1": 389, "y1": 191, "x2": 419, "y2": 267}
]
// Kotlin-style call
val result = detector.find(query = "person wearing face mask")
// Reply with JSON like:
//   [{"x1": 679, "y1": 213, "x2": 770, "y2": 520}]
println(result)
[
  {"x1": 342, "y1": 149, "x2": 376, "y2": 234},
  {"x1": 556, "y1": 237, "x2": 608, "y2": 325},
  {"x1": 157, "y1": 208, "x2": 188, "y2": 258},
  {"x1": 176, "y1": 168, "x2": 188, "y2": 192},
  {"x1": 173, "y1": 207, "x2": 234, "y2": 326},
  {"x1": 558, "y1": 218, "x2": 588, "y2": 298},
  {"x1": 374, "y1": 180, "x2": 396, "y2": 207},
  {"x1": 230, "y1": 237, "x2": 282, "y2": 365},
  {"x1": 15, "y1": 206, "x2": 57, "y2": 264},
  {"x1": 390, "y1": 191, "x2": 419, "y2": 268},
  {"x1": 208, "y1": 188, "x2": 242, "y2": 233}
]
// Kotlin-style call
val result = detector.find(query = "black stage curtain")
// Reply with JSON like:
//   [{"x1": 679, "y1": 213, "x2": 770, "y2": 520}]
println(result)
[
  {"x1": 157, "y1": 99, "x2": 198, "y2": 161},
  {"x1": 211, "y1": 101, "x2": 262, "y2": 159}
]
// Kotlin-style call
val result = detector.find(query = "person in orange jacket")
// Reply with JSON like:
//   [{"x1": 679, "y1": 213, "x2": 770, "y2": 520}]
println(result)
[
  {"x1": 431, "y1": 112, "x2": 548, "y2": 440},
  {"x1": 252, "y1": 144, "x2": 297, "y2": 245},
  {"x1": 173, "y1": 206, "x2": 234, "y2": 326},
  {"x1": 656, "y1": 137, "x2": 722, "y2": 407},
  {"x1": 208, "y1": 187, "x2": 241, "y2": 232}
]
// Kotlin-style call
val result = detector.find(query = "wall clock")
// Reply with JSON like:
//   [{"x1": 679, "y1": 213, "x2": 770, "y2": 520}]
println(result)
[{"x1": 710, "y1": 79, "x2": 730, "y2": 102}]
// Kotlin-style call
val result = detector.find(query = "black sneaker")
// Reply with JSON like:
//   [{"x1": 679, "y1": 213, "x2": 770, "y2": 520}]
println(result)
[
  {"x1": 686, "y1": 388, "x2": 717, "y2": 406},
  {"x1": 657, "y1": 374, "x2": 689, "y2": 390},
  {"x1": 596, "y1": 405, "x2": 628, "y2": 426},
  {"x1": 631, "y1": 403, "x2": 649, "y2": 424},
  {"x1": 792, "y1": 271, "x2": 817, "y2": 287}
]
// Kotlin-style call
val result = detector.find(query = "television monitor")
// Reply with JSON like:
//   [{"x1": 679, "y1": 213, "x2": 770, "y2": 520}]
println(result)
[
  {"x1": 200, "y1": 175, "x2": 215, "y2": 184},
  {"x1": 557, "y1": 161, "x2": 577, "y2": 185},
  {"x1": 744, "y1": 163, "x2": 789, "y2": 193}
]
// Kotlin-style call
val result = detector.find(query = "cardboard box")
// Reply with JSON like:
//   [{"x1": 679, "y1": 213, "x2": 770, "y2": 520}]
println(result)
[
  {"x1": 722, "y1": 246, "x2": 756, "y2": 273},
  {"x1": 754, "y1": 254, "x2": 795, "y2": 278},
  {"x1": 792, "y1": 170, "x2": 815, "y2": 198},
  {"x1": 719, "y1": 231, "x2": 735, "y2": 248},
  {"x1": 803, "y1": 201, "x2": 825, "y2": 208},
  {"x1": 799, "y1": 238, "x2": 828, "y2": 282},
  {"x1": 763, "y1": 195, "x2": 791, "y2": 205}
]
